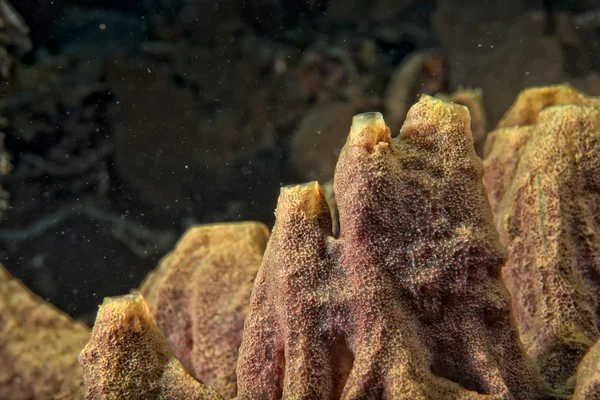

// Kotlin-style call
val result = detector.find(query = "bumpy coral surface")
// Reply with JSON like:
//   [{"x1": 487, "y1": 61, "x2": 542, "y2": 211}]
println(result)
[
  {"x1": 236, "y1": 98, "x2": 550, "y2": 399},
  {"x1": 0, "y1": 263, "x2": 89, "y2": 400},
  {"x1": 79, "y1": 293, "x2": 223, "y2": 400},
  {"x1": 139, "y1": 222, "x2": 269, "y2": 398},
  {"x1": 484, "y1": 85, "x2": 600, "y2": 387},
  {"x1": 436, "y1": 88, "x2": 488, "y2": 157},
  {"x1": 573, "y1": 338, "x2": 600, "y2": 400}
]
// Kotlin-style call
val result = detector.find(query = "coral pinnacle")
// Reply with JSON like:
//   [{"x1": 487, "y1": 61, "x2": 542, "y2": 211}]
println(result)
[
  {"x1": 79, "y1": 293, "x2": 223, "y2": 399},
  {"x1": 236, "y1": 95, "x2": 550, "y2": 399},
  {"x1": 484, "y1": 84, "x2": 600, "y2": 388}
]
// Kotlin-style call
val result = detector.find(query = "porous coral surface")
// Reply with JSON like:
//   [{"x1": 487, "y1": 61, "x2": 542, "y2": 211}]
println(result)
[
  {"x1": 573, "y1": 338, "x2": 600, "y2": 400},
  {"x1": 484, "y1": 85, "x2": 600, "y2": 388},
  {"x1": 79, "y1": 293, "x2": 223, "y2": 400},
  {"x1": 139, "y1": 222, "x2": 269, "y2": 398},
  {"x1": 0, "y1": 263, "x2": 89, "y2": 400},
  {"x1": 236, "y1": 98, "x2": 550, "y2": 399}
]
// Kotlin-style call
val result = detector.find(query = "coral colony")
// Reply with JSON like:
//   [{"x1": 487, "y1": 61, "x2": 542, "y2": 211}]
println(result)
[{"x1": 1, "y1": 85, "x2": 600, "y2": 399}]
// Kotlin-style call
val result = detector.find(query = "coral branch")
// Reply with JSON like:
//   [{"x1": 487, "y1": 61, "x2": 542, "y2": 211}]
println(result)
[{"x1": 0, "y1": 201, "x2": 176, "y2": 258}]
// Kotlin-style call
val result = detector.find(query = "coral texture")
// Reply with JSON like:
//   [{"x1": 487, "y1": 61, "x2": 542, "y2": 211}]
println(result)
[
  {"x1": 573, "y1": 338, "x2": 600, "y2": 400},
  {"x1": 236, "y1": 98, "x2": 550, "y2": 399},
  {"x1": 483, "y1": 85, "x2": 600, "y2": 387},
  {"x1": 79, "y1": 293, "x2": 223, "y2": 400},
  {"x1": 0, "y1": 263, "x2": 89, "y2": 400},
  {"x1": 436, "y1": 88, "x2": 488, "y2": 157},
  {"x1": 139, "y1": 222, "x2": 269, "y2": 398}
]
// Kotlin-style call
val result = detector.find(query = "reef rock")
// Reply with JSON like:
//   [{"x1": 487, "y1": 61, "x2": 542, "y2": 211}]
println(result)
[
  {"x1": 237, "y1": 98, "x2": 550, "y2": 398},
  {"x1": 0, "y1": 263, "x2": 89, "y2": 400},
  {"x1": 79, "y1": 293, "x2": 223, "y2": 400},
  {"x1": 484, "y1": 84, "x2": 600, "y2": 388},
  {"x1": 139, "y1": 222, "x2": 269, "y2": 398}
]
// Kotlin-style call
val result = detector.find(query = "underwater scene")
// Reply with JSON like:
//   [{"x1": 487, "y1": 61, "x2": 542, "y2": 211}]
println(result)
[{"x1": 0, "y1": 0, "x2": 599, "y2": 399}]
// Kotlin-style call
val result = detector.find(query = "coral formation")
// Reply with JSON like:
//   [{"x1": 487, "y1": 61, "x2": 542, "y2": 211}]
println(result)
[
  {"x1": 7, "y1": 86, "x2": 600, "y2": 399},
  {"x1": 237, "y1": 99, "x2": 549, "y2": 398},
  {"x1": 0, "y1": 263, "x2": 89, "y2": 399},
  {"x1": 436, "y1": 88, "x2": 488, "y2": 157},
  {"x1": 573, "y1": 339, "x2": 600, "y2": 400},
  {"x1": 139, "y1": 222, "x2": 269, "y2": 398},
  {"x1": 483, "y1": 84, "x2": 600, "y2": 388},
  {"x1": 79, "y1": 293, "x2": 223, "y2": 400},
  {"x1": 384, "y1": 50, "x2": 445, "y2": 134}
]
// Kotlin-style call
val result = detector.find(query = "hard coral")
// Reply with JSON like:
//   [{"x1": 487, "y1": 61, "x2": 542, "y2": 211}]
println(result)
[
  {"x1": 484, "y1": 84, "x2": 600, "y2": 388},
  {"x1": 139, "y1": 222, "x2": 269, "y2": 398},
  {"x1": 79, "y1": 293, "x2": 223, "y2": 400},
  {"x1": 237, "y1": 99, "x2": 550, "y2": 399},
  {"x1": 0, "y1": 263, "x2": 89, "y2": 400}
]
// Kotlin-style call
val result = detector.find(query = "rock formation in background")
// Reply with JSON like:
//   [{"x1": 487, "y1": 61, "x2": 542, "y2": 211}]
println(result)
[
  {"x1": 0, "y1": 0, "x2": 31, "y2": 79},
  {"x1": 434, "y1": 0, "x2": 564, "y2": 125}
]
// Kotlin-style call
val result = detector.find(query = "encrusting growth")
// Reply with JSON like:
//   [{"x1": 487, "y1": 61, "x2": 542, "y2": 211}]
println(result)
[
  {"x1": 236, "y1": 97, "x2": 551, "y2": 399},
  {"x1": 79, "y1": 293, "x2": 223, "y2": 400},
  {"x1": 484, "y1": 85, "x2": 600, "y2": 388}
]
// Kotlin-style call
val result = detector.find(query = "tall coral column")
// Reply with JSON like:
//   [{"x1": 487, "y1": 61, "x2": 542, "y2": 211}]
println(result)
[
  {"x1": 484, "y1": 85, "x2": 600, "y2": 388},
  {"x1": 237, "y1": 97, "x2": 551, "y2": 399}
]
